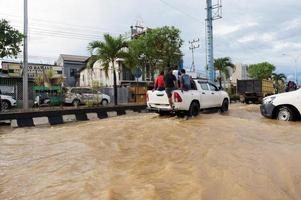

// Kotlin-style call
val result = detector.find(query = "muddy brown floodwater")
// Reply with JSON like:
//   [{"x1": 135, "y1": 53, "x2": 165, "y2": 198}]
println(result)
[{"x1": 1, "y1": 104, "x2": 301, "y2": 200}]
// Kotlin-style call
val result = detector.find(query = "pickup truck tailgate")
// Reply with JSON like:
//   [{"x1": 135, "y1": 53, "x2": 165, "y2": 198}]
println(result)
[{"x1": 147, "y1": 90, "x2": 170, "y2": 109}]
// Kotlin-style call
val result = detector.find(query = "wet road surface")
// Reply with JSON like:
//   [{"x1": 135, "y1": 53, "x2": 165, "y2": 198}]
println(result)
[{"x1": 0, "y1": 104, "x2": 301, "y2": 200}]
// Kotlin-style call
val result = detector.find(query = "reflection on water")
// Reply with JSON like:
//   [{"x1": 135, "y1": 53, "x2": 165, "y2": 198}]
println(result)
[{"x1": 0, "y1": 104, "x2": 301, "y2": 200}]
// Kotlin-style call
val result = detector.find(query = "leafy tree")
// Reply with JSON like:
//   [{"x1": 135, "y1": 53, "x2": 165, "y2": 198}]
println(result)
[
  {"x1": 122, "y1": 43, "x2": 141, "y2": 71},
  {"x1": 272, "y1": 73, "x2": 286, "y2": 93},
  {"x1": 0, "y1": 19, "x2": 23, "y2": 58},
  {"x1": 87, "y1": 34, "x2": 126, "y2": 105},
  {"x1": 153, "y1": 26, "x2": 183, "y2": 69},
  {"x1": 214, "y1": 57, "x2": 235, "y2": 87},
  {"x1": 248, "y1": 62, "x2": 275, "y2": 80},
  {"x1": 126, "y1": 26, "x2": 183, "y2": 79}
]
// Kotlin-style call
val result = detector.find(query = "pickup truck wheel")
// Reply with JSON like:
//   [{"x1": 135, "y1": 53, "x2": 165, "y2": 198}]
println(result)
[
  {"x1": 1, "y1": 100, "x2": 10, "y2": 110},
  {"x1": 189, "y1": 102, "x2": 200, "y2": 117},
  {"x1": 277, "y1": 106, "x2": 294, "y2": 121},
  {"x1": 220, "y1": 99, "x2": 229, "y2": 112}
]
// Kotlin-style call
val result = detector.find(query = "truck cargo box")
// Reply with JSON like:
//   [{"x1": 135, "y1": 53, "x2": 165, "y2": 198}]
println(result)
[{"x1": 237, "y1": 79, "x2": 274, "y2": 103}]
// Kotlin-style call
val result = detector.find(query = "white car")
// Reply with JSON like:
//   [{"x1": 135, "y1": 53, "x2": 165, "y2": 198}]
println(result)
[
  {"x1": 0, "y1": 94, "x2": 17, "y2": 110},
  {"x1": 64, "y1": 87, "x2": 111, "y2": 106},
  {"x1": 261, "y1": 89, "x2": 301, "y2": 121},
  {"x1": 147, "y1": 80, "x2": 230, "y2": 117}
]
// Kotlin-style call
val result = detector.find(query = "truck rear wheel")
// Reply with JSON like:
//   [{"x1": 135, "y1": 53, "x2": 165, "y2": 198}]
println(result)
[
  {"x1": 239, "y1": 95, "x2": 245, "y2": 103},
  {"x1": 188, "y1": 101, "x2": 200, "y2": 117}
]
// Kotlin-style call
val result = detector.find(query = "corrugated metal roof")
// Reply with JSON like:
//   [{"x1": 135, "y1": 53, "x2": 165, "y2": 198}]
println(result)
[{"x1": 60, "y1": 54, "x2": 89, "y2": 62}]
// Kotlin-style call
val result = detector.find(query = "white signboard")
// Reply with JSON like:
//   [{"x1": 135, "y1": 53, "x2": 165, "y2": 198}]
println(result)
[{"x1": 28, "y1": 65, "x2": 53, "y2": 78}]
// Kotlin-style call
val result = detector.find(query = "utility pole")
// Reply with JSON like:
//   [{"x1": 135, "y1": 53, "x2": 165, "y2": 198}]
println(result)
[
  {"x1": 206, "y1": 0, "x2": 222, "y2": 82},
  {"x1": 189, "y1": 38, "x2": 200, "y2": 72},
  {"x1": 282, "y1": 53, "x2": 301, "y2": 85},
  {"x1": 22, "y1": 0, "x2": 29, "y2": 110}
]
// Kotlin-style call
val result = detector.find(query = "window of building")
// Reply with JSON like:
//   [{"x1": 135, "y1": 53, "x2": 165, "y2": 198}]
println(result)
[{"x1": 70, "y1": 69, "x2": 77, "y2": 77}]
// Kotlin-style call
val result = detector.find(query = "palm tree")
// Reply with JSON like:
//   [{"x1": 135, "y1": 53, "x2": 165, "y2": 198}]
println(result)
[
  {"x1": 214, "y1": 57, "x2": 235, "y2": 88},
  {"x1": 272, "y1": 73, "x2": 286, "y2": 93},
  {"x1": 87, "y1": 34, "x2": 126, "y2": 105}
]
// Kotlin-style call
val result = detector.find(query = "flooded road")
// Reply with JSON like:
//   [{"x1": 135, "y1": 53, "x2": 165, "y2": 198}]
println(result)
[{"x1": 1, "y1": 104, "x2": 301, "y2": 200}]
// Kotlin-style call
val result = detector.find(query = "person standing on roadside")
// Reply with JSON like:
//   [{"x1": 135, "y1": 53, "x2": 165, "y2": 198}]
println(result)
[
  {"x1": 154, "y1": 71, "x2": 165, "y2": 91},
  {"x1": 165, "y1": 68, "x2": 177, "y2": 109}
]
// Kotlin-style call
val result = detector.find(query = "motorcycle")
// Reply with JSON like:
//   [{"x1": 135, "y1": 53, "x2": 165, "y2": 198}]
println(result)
[{"x1": 33, "y1": 95, "x2": 51, "y2": 108}]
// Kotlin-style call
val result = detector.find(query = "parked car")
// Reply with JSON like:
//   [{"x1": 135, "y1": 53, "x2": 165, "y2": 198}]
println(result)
[
  {"x1": 64, "y1": 87, "x2": 110, "y2": 106},
  {"x1": 261, "y1": 89, "x2": 301, "y2": 121},
  {"x1": 147, "y1": 80, "x2": 230, "y2": 117},
  {"x1": 0, "y1": 93, "x2": 17, "y2": 111}
]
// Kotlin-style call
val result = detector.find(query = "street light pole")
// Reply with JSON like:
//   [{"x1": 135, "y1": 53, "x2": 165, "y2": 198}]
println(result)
[{"x1": 23, "y1": 0, "x2": 29, "y2": 110}]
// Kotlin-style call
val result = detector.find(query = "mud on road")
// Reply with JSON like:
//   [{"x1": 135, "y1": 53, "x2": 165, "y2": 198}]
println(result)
[{"x1": 0, "y1": 104, "x2": 301, "y2": 200}]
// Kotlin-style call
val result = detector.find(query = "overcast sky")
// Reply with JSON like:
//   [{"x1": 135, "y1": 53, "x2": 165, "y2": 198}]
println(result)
[{"x1": 1, "y1": 0, "x2": 301, "y2": 81}]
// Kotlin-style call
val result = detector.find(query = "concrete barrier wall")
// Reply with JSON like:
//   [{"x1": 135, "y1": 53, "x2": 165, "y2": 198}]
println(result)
[{"x1": 0, "y1": 105, "x2": 146, "y2": 128}]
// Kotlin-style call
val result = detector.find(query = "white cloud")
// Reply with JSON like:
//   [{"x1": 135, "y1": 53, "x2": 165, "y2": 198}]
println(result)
[
  {"x1": 273, "y1": 41, "x2": 301, "y2": 51},
  {"x1": 283, "y1": 18, "x2": 301, "y2": 31},
  {"x1": 215, "y1": 22, "x2": 258, "y2": 36},
  {"x1": 237, "y1": 32, "x2": 276, "y2": 43}
]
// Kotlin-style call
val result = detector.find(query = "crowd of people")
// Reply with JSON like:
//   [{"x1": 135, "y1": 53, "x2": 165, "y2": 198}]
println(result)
[
  {"x1": 285, "y1": 81, "x2": 298, "y2": 92},
  {"x1": 153, "y1": 67, "x2": 192, "y2": 108}
]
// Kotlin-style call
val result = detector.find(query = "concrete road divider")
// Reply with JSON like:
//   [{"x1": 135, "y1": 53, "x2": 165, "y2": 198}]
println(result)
[{"x1": 0, "y1": 105, "x2": 146, "y2": 128}]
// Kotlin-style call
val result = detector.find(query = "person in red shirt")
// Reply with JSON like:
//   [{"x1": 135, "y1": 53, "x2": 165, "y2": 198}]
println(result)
[{"x1": 154, "y1": 71, "x2": 165, "y2": 91}]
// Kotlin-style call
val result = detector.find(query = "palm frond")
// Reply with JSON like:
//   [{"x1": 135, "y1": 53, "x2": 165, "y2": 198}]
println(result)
[{"x1": 86, "y1": 55, "x2": 99, "y2": 69}]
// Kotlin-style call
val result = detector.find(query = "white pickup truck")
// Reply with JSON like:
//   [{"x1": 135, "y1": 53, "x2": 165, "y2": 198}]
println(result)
[
  {"x1": 147, "y1": 79, "x2": 230, "y2": 117},
  {"x1": 261, "y1": 88, "x2": 301, "y2": 121}
]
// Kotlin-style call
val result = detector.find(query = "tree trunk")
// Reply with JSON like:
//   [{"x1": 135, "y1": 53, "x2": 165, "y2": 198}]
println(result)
[
  {"x1": 276, "y1": 81, "x2": 279, "y2": 94},
  {"x1": 112, "y1": 62, "x2": 118, "y2": 106}
]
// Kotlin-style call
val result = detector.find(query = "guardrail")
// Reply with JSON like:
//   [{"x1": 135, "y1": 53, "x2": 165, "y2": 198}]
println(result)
[{"x1": 0, "y1": 104, "x2": 147, "y2": 127}]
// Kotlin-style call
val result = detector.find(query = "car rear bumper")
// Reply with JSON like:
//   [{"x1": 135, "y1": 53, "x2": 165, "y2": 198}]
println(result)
[
  {"x1": 260, "y1": 103, "x2": 275, "y2": 118},
  {"x1": 147, "y1": 103, "x2": 172, "y2": 111},
  {"x1": 147, "y1": 103, "x2": 184, "y2": 112}
]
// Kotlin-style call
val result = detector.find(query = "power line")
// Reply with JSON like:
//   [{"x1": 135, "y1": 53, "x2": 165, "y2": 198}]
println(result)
[
  {"x1": 157, "y1": 0, "x2": 200, "y2": 22},
  {"x1": 0, "y1": 12, "x2": 127, "y2": 34},
  {"x1": 10, "y1": 22, "x2": 131, "y2": 41}
]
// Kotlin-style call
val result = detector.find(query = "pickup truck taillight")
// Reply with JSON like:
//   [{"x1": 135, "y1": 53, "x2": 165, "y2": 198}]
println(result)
[
  {"x1": 174, "y1": 92, "x2": 182, "y2": 102},
  {"x1": 146, "y1": 92, "x2": 149, "y2": 102}
]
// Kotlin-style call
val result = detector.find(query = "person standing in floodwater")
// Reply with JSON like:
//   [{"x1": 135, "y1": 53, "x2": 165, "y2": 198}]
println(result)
[
  {"x1": 165, "y1": 68, "x2": 177, "y2": 109},
  {"x1": 154, "y1": 71, "x2": 165, "y2": 91}
]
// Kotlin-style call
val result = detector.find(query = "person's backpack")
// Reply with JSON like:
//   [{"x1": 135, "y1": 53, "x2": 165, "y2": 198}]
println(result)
[{"x1": 181, "y1": 74, "x2": 191, "y2": 90}]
